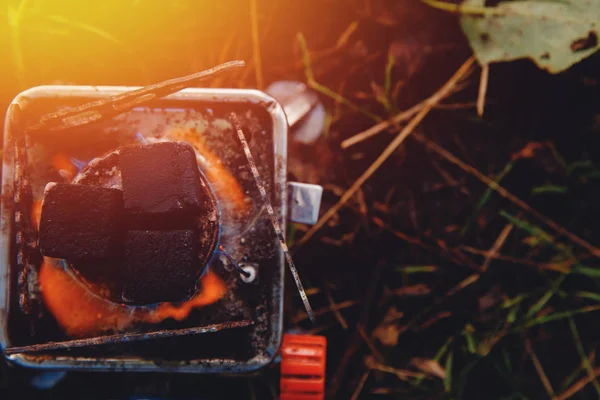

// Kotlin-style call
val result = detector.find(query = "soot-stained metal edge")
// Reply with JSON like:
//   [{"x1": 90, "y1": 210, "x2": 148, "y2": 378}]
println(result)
[
  {"x1": 0, "y1": 86, "x2": 287, "y2": 373},
  {"x1": 4, "y1": 320, "x2": 253, "y2": 355}
]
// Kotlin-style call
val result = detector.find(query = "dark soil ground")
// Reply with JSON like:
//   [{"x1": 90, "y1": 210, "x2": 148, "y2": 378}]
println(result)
[{"x1": 3, "y1": 0, "x2": 600, "y2": 399}]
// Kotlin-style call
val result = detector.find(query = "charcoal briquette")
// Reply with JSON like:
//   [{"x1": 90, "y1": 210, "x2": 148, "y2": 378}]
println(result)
[
  {"x1": 38, "y1": 183, "x2": 123, "y2": 261},
  {"x1": 120, "y1": 229, "x2": 201, "y2": 304},
  {"x1": 119, "y1": 142, "x2": 204, "y2": 229}
]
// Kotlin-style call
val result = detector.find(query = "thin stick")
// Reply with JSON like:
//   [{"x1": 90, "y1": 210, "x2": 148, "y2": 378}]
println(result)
[
  {"x1": 477, "y1": 64, "x2": 489, "y2": 117},
  {"x1": 350, "y1": 370, "x2": 371, "y2": 400},
  {"x1": 568, "y1": 317, "x2": 600, "y2": 396},
  {"x1": 291, "y1": 299, "x2": 359, "y2": 324},
  {"x1": 294, "y1": 57, "x2": 476, "y2": 251},
  {"x1": 325, "y1": 289, "x2": 349, "y2": 329},
  {"x1": 526, "y1": 338, "x2": 556, "y2": 398},
  {"x1": 341, "y1": 102, "x2": 423, "y2": 149},
  {"x1": 5, "y1": 320, "x2": 252, "y2": 354},
  {"x1": 340, "y1": 86, "x2": 470, "y2": 149},
  {"x1": 460, "y1": 245, "x2": 571, "y2": 272},
  {"x1": 230, "y1": 113, "x2": 315, "y2": 323},
  {"x1": 557, "y1": 367, "x2": 600, "y2": 400},
  {"x1": 481, "y1": 223, "x2": 513, "y2": 271},
  {"x1": 250, "y1": 0, "x2": 264, "y2": 89},
  {"x1": 26, "y1": 60, "x2": 246, "y2": 134},
  {"x1": 413, "y1": 133, "x2": 600, "y2": 257}
]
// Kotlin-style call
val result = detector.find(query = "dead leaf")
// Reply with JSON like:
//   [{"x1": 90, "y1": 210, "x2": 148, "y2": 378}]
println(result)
[
  {"x1": 372, "y1": 306, "x2": 404, "y2": 347},
  {"x1": 478, "y1": 285, "x2": 506, "y2": 312},
  {"x1": 458, "y1": 0, "x2": 600, "y2": 73},
  {"x1": 512, "y1": 141, "x2": 547, "y2": 161},
  {"x1": 411, "y1": 358, "x2": 446, "y2": 379},
  {"x1": 417, "y1": 311, "x2": 452, "y2": 331},
  {"x1": 445, "y1": 225, "x2": 460, "y2": 233},
  {"x1": 391, "y1": 284, "x2": 431, "y2": 297}
]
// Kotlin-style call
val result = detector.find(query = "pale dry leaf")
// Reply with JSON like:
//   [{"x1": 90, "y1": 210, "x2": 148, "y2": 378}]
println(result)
[
  {"x1": 372, "y1": 306, "x2": 404, "y2": 347},
  {"x1": 391, "y1": 284, "x2": 432, "y2": 297},
  {"x1": 411, "y1": 358, "x2": 446, "y2": 379}
]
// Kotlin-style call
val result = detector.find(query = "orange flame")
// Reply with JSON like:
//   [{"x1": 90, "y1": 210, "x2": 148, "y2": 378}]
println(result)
[
  {"x1": 39, "y1": 260, "x2": 133, "y2": 337},
  {"x1": 147, "y1": 271, "x2": 226, "y2": 323},
  {"x1": 166, "y1": 128, "x2": 248, "y2": 213},
  {"x1": 51, "y1": 153, "x2": 77, "y2": 181},
  {"x1": 40, "y1": 259, "x2": 227, "y2": 338},
  {"x1": 39, "y1": 131, "x2": 237, "y2": 337},
  {"x1": 31, "y1": 200, "x2": 42, "y2": 229}
]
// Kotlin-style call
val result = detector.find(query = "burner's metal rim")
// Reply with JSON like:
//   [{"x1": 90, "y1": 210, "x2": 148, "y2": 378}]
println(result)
[
  {"x1": 4, "y1": 319, "x2": 253, "y2": 355},
  {"x1": 0, "y1": 86, "x2": 287, "y2": 373}
]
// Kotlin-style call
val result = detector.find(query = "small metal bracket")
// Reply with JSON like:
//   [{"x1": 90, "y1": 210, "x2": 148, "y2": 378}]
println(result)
[{"x1": 287, "y1": 182, "x2": 323, "y2": 225}]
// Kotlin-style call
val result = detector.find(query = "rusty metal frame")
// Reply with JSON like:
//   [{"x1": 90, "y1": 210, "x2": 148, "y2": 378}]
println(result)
[{"x1": 0, "y1": 86, "x2": 287, "y2": 373}]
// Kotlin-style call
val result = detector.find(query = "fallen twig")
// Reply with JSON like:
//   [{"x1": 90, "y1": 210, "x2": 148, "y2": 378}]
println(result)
[
  {"x1": 350, "y1": 370, "x2": 371, "y2": 400},
  {"x1": 340, "y1": 91, "x2": 471, "y2": 149},
  {"x1": 477, "y1": 64, "x2": 489, "y2": 116},
  {"x1": 481, "y1": 223, "x2": 513, "y2": 271},
  {"x1": 294, "y1": 57, "x2": 476, "y2": 251},
  {"x1": 557, "y1": 366, "x2": 600, "y2": 400},
  {"x1": 341, "y1": 102, "x2": 423, "y2": 149},
  {"x1": 526, "y1": 338, "x2": 556, "y2": 398},
  {"x1": 291, "y1": 299, "x2": 360, "y2": 324},
  {"x1": 26, "y1": 60, "x2": 245, "y2": 134}
]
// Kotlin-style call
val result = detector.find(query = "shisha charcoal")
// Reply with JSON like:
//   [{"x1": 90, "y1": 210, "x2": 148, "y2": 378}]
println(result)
[
  {"x1": 119, "y1": 142, "x2": 204, "y2": 229},
  {"x1": 38, "y1": 183, "x2": 123, "y2": 261},
  {"x1": 120, "y1": 229, "x2": 201, "y2": 304}
]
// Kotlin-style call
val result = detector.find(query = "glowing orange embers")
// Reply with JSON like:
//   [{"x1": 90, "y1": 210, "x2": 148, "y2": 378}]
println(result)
[{"x1": 39, "y1": 259, "x2": 227, "y2": 338}]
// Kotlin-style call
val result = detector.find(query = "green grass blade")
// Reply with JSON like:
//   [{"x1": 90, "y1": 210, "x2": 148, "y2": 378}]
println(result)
[
  {"x1": 575, "y1": 291, "x2": 600, "y2": 302},
  {"x1": 461, "y1": 162, "x2": 513, "y2": 236},
  {"x1": 395, "y1": 265, "x2": 438, "y2": 274},
  {"x1": 499, "y1": 211, "x2": 554, "y2": 245},
  {"x1": 414, "y1": 337, "x2": 453, "y2": 386},
  {"x1": 502, "y1": 294, "x2": 529, "y2": 309},
  {"x1": 297, "y1": 33, "x2": 381, "y2": 121},
  {"x1": 568, "y1": 317, "x2": 600, "y2": 396},
  {"x1": 463, "y1": 324, "x2": 477, "y2": 354},
  {"x1": 525, "y1": 276, "x2": 565, "y2": 319},
  {"x1": 444, "y1": 351, "x2": 454, "y2": 393},
  {"x1": 567, "y1": 160, "x2": 596, "y2": 175},
  {"x1": 532, "y1": 185, "x2": 568, "y2": 195},
  {"x1": 522, "y1": 305, "x2": 600, "y2": 329},
  {"x1": 572, "y1": 264, "x2": 600, "y2": 278}
]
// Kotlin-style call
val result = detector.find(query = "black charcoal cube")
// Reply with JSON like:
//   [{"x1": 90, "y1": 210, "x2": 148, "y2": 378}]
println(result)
[
  {"x1": 119, "y1": 142, "x2": 203, "y2": 229},
  {"x1": 121, "y1": 230, "x2": 200, "y2": 304},
  {"x1": 38, "y1": 183, "x2": 123, "y2": 261}
]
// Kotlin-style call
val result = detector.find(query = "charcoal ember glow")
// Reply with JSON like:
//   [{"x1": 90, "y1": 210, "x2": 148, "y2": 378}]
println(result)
[
  {"x1": 121, "y1": 230, "x2": 200, "y2": 304},
  {"x1": 38, "y1": 183, "x2": 123, "y2": 261},
  {"x1": 120, "y1": 141, "x2": 205, "y2": 229}
]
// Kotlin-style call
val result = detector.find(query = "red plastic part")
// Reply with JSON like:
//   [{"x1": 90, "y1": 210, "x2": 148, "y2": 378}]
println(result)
[{"x1": 280, "y1": 334, "x2": 327, "y2": 400}]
